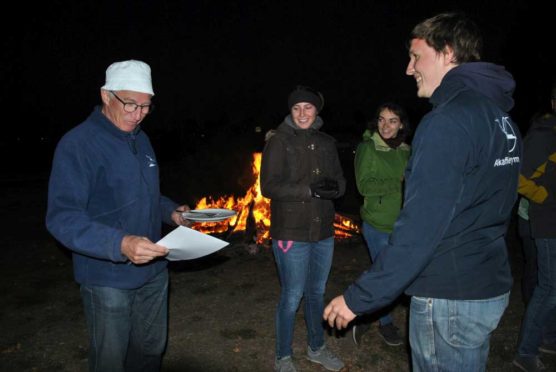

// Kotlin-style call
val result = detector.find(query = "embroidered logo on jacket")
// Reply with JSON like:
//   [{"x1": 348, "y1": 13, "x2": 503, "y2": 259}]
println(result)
[
  {"x1": 494, "y1": 116, "x2": 520, "y2": 167},
  {"x1": 146, "y1": 155, "x2": 157, "y2": 168}
]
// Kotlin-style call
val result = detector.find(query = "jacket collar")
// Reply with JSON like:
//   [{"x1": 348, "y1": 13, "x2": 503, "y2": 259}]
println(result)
[{"x1": 90, "y1": 105, "x2": 141, "y2": 139}]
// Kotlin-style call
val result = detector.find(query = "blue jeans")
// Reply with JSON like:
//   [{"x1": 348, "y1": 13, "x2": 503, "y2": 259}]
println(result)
[
  {"x1": 273, "y1": 237, "x2": 334, "y2": 359},
  {"x1": 80, "y1": 269, "x2": 169, "y2": 372},
  {"x1": 517, "y1": 238, "x2": 556, "y2": 356},
  {"x1": 410, "y1": 292, "x2": 509, "y2": 372},
  {"x1": 362, "y1": 222, "x2": 394, "y2": 326}
]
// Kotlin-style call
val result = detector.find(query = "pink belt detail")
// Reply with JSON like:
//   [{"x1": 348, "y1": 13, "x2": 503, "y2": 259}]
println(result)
[{"x1": 277, "y1": 240, "x2": 293, "y2": 253}]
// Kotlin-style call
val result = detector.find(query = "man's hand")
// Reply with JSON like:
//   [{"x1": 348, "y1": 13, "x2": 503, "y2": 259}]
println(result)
[
  {"x1": 121, "y1": 235, "x2": 169, "y2": 265},
  {"x1": 323, "y1": 295, "x2": 356, "y2": 329},
  {"x1": 172, "y1": 204, "x2": 192, "y2": 227}
]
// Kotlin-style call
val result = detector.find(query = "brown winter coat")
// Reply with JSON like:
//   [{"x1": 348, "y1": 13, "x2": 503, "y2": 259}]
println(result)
[{"x1": 260, "y1": 117, "x2": 346, "y2": 242}]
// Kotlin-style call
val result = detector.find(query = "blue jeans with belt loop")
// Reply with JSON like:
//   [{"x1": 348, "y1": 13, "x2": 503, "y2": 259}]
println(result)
[
  {"x1": 80, "y1": 269, "x2": 169, "y2": 372},
  {"x1": 409, "y1": 292, "x2": 509, "y2": 372},
  {"x1": 272, "y1": 237, "x2": 334, "y2": 359}
]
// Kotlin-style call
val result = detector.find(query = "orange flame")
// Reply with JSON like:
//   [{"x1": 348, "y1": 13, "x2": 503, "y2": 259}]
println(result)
[{"x1": 192, "y1": 152, "x2": 360, "y2": 243}]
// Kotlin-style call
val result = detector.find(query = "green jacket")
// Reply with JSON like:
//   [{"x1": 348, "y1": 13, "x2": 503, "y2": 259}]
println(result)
[{"x1": 354, "y1": 130, "x2": 410, "y2": 232}]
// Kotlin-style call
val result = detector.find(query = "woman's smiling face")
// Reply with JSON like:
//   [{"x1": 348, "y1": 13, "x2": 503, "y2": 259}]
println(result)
[
  {"x1": 291, "y1": 102, "x2": 317, "y2": 129},
  {"x1": 377, "y1": 108, "x2": 402, "y2": 139}
]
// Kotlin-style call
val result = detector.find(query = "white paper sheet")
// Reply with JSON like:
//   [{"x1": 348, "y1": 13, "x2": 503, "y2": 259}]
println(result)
[{"x1": 157, "y1": 226, "x2": 229, "y2": 261}]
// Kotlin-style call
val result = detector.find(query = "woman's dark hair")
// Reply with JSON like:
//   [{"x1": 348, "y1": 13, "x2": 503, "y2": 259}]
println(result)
[{"x1": 368, "y1": 102, "x2": 411, "y2": 141}]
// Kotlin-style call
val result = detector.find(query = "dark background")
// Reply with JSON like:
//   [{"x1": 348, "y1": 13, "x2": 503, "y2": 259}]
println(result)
[
  {"x1": 2, "y1": 0, "x2": 554, "y2": 177},
  {"x1": 1, "y1": 5, "x2": 553, "y2": 369}
]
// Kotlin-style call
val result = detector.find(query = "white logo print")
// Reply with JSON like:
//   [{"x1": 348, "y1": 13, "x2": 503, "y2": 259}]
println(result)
[
  {"x1": 146, "y1": 155, "x2": 157, "y2": 168},
  {"x1": 496, "y1": 116, "x2": 517, "y2": 152},
  {"x1": 493, "y1": 116, "x2": 519, "y2": 167}
]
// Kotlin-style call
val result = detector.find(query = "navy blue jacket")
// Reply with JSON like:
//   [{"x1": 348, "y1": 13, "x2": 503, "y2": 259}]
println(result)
[
  {"x1": 46, "y1": 107, "x2": 177, "y2": 289},
  {"x1": 344, "y1": 63, "x2": 521, "y2": 314}
]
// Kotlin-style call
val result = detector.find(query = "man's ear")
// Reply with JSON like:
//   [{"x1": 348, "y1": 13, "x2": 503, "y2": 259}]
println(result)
[
  {"x1": 442, "y1": 45, "x2": 456, "y2": 65},
  {"x1": 100, "y1": 89, "x2": 111, "y2": 105}
]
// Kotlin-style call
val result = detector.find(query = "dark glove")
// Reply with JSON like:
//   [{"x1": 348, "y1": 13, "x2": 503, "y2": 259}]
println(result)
[{"x1": 310, "y1": 178, "x2": 340, "y2": 199}]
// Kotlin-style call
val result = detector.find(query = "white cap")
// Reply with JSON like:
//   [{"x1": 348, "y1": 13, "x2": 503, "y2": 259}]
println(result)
[{"x1": 101, "y1": 60, "x2": 154, "y2": 96}]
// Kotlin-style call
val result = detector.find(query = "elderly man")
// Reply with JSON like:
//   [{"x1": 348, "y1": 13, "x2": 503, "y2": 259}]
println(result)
[{"x1": 47, "y1": 60, "x2": 190, "y2": 371}]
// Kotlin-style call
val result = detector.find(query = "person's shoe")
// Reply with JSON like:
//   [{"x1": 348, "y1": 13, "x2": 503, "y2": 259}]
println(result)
[
  {"x1": 512, "y1": 354, "x2": 546, "y2": 372},
  {"x1": 352, "y1": 322, "x2": 372, "y2": 346},
  {"x1": 378, "y1": 323, "x2": 403, "y2": 346},
  {"x1": 274, "y1": 356, "x2": 297, "y2": 372},
  {"x1": 539, "y1": 343, "x2": 556, "y2": 355},
  {"x1": 306, "y1": 345, "x2": 344, "y2": 371}
]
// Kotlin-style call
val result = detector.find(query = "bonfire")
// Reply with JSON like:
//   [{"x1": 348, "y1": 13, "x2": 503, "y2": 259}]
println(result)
[{"x1": 191, "y1": 153, "x2": 360, "y2": 245}]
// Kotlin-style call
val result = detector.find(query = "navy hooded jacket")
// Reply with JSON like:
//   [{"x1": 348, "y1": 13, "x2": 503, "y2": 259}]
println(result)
[
  {"x1": 344, "y1": 63, "x2": 521, "y2": 314},
  {"x1": 46, "y1": 107, "x2": 178, "y2": 289}
]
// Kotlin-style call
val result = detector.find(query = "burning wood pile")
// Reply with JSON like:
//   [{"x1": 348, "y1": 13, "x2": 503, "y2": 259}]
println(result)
[{"x1": 191, "y1": 153, "x2": 360, "y2": 246}]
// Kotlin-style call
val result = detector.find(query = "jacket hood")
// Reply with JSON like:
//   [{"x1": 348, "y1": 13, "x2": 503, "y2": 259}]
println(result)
[
  {"x1": 362, "y1": 129, "x2": 372, "y2": 141},
  {"x1": 431, "y1": 62, "x2": 515, "y2": 112},
  {"x1": 284, "y1": 114, "x2": 324, "y2": 131},
  {"x1": 362, "y1": 129, "x2": 409, "y2": 151},
  {"x1": 265, "y1": 115, "x2": 324, "y2": 142}
]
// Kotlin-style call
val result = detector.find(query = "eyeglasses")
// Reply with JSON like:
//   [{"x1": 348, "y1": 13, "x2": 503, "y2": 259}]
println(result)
[{"x1": 110, "y1": 91, "x2": 154, "y2": 114}]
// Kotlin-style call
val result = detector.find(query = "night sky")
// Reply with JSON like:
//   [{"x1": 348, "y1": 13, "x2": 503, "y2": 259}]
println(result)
[{"x1": 2, "y1": 0, "x2": 554, "y2": 159}]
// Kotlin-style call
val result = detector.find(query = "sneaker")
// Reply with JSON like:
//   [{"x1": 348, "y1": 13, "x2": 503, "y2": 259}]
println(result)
[
  {"x1": 378, "y1": 323, "x2": 403, "y2": 346},
  {"x1": 539, "y1": 343, "x2": 556, "y2": 355},
  {"x1": 352, "y1": 323, "x2": 371, "y2": 346},
  {"x1": 306, "y1": 345, "x2": 344, "y2": 371},
  {"x1": 274, "y1": 356, "x2": 297, "y2": 372},
  {"x1": 512, "y1": 354, "x2": 546, "y2": 372}
]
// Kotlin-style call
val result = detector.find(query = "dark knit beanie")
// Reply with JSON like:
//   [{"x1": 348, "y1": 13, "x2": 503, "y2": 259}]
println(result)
[{"x1": 287, "y1": 86, "x2": 324, "y2": 112}]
